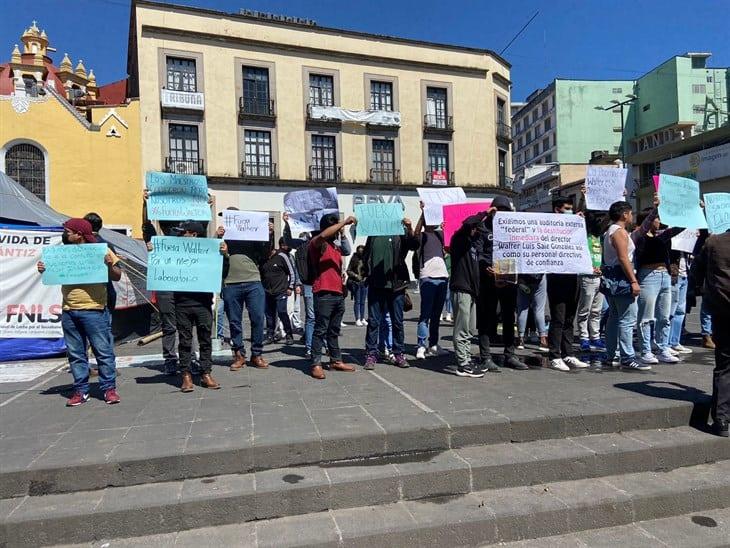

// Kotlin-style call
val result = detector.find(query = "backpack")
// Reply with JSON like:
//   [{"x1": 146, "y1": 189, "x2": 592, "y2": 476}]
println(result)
[{"x1": 296, "y1": 242, "x2": 317, "y2": 286}]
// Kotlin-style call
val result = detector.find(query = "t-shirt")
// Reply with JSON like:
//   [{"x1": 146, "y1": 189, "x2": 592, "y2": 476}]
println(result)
[
  {"x1": 62, "y1": 250, "x2": 119, "y2": 310},
  {"x1": 368, "y1": 236, "x2": 395, "y2": 289},
  {"x1": 420, "y1": 232, "x2": 448, "y2": 279},
  {"x1": 587, "y1": 235, "x2": 602, "y2": 270},
  {"x1": 311, "y1": 240, "x2": 343, "y2": 294}
]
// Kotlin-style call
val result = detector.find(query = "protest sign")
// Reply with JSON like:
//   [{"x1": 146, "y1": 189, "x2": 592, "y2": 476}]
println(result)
[
  {"x1": 147, "y1": 237, "x2": 223, "y2": 293},
  {"x1": 417, "y1": 187, "x2": 467, "y2": 226},
  {"x1": 0, "y1": 229, "x2": 63, "y2": 338},
  {"x1": 658, "y1": 174, "x2": 707, "y2": 229},
  {"x1": 671, "y1": 229, "x2": 700, "y2": 253},
  {"x1": 442, "y1": 202, "x2": 492, "y2": 245},
  {"x1": 704, "y1": 193, "x2": 730, "y2": 234},
  {"x1": 354, "y1": 203, "x2": 404, "y2": 237},
  {"x1": 585, "y1": 166, "x2": 627, "y2": 210},
  {"x1": 492, "y1": 212, "x2": 593, "y2": 275},
  {"x1": 653, "y1": 175, "x2": 659, "y2": 191},
  {"x1": 41, "y1": 244, "x2": 109, "y2": 286},
  {"x1": 146, "y1": 171, "x2": 211, "y2": 221},
  {"x1": 283, "y1": 187, "x2": 339, "y2": 235},
  {"x1": 222, "y1": 210, "x2": 269, "y2": 241}
]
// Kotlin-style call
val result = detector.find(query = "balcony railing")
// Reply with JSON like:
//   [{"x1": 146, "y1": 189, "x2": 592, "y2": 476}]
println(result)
[
  {"x1": 496, "y1": 121, "x2": 513, "y2": 143},
  {"x1": 238, "y1": 97, "x2": 276, "y2": 119},
  {"x1": 369, "y1": 168, "x2": 401, "y2": 184},
  {"x1": 425, "y1": 170, "x2": 455, "y2": 186},
  {"x1": 241, "y1": 162, "x2": 277, "y2": 179},
  {"x1": 499, "y1": 175, "x2": 515, "y2": 190},
  {"x1": 423, "y1": 114, "x2": 454, "y2": 132},
  {"x1": 164, "y1": 157, "x2": 205, "y2": 175},
  {"x1": 308, "y1": 165, "x2": 342, "y2": 183}
]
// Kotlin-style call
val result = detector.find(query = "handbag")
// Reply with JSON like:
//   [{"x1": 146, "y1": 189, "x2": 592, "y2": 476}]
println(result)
[{"x1": 600, "y1": 265, "x2": 632, "y2": 297}]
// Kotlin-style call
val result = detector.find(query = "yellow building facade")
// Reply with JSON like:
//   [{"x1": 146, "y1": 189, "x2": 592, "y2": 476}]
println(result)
[{"x1": 0, "y1": 23, "x2": 142, "y2": 236}]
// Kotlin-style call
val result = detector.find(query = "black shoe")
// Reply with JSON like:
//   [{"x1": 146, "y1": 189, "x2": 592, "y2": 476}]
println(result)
[
  {"x1": 164, "y1": 360, "x2": 179, "y2": 376},
  {"x1": 304, "y1": 349, "x2": 313, "y2": 360},
  {"x1": 456, "y1": 364, "x2": 484, "y2": 378},
  {"x1": 285, "y1": 335, "x2": 294, "y2": 345},
  {"x1": 516, "y1": 337, "x2": 525, "y2": 350},
  {"x1": 263, "y1": 336, "x2": 275, "y2": 346},
  {"x1": 273, "y1": 332, "x2": 283, "y2": 343},
  {"x1": 504, "y1": 355, "x2": 529, "y2": 370},
  {"x1": 479, "y1": 358, "x2": 501, "y2": 373},
  {"x1": 714, "y1": 419, "x2": 729, "y2": 438},
  {"x1": 190, "y1": 359, "x2": 202, "y2": 375}
]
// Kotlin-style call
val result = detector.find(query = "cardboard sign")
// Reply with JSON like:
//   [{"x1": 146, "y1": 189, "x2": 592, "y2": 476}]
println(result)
[
  {"x1": 146, "y1": 171, "x2": 210, "y2": 221},
  {"x1": 283, "y1": 187, "x2": 339, "y2": 235},
  {"x1": 585, "y1": 166, "x2": 627, "y2": 211},
  {"x1": 492, "y1": 212, "x2": 593, "y2": 275},
  {"x1": 442, "y1": 202, "x2": 492, "y2": 246},
  {"x1": 671, "y1": 229, "x2": 699, "y2": 253},
  {"x1": 41, "y1": 244, "x2": 109, "y2": 286},
  {"x1": 704, "y1": 193, "x2": 730, "y2": 234},
  {"x1": 417, "y1": 187, "x2": 467, "y2": 226},
  {"x1": 147, "y1": 237, "x2": 222, "y2": 293},
  {"x1": 658, "y1": 174, "x2": 707, "y2": 229},
  {"x1": 222, "y1": 210, "x2": 269, "y2": 241},
  {"x1": 354, "y1": 203, "x2": 404, "y2": 236}
]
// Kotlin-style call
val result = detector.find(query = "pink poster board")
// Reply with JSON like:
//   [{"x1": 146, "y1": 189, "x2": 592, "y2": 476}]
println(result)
[
  {"x1": 653, "y1": 175, "x2": 659, "y2": 191},
  {"x1": 443, "y1": 201, "x2": 492, "y2": 246}
]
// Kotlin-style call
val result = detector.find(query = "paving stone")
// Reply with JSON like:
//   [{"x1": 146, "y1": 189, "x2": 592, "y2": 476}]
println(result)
[
  {"x1": 253, "y1": 465, "x2": 330, "y2": 520},
  {"x1": 395, "y1": 450, "x2": 470, "y2": 500},
  {"x1": 457, "y1": 441, "x2": 535, "y2": 490},
  {"x1": 637, "y1": 508, "x2": 730, "y2": 547},
  {"x1": 324, "y1": 461, "x2": 400, "y2": 508},
  {"x1": 174, "y1": 522, "x2": 255, "y2": 547},
  {"x1": 571, "y1": 431, "x2": 654, "y2": 477},
  {"x1": 179, "y1": 473, "x2": 256, "y2": 526},
  {"x1": 256, "y1": 511, "x2": 339, "y2": 548},
  {"x1": 335, "y1": 502, "x2": 420, "y2": 548}
]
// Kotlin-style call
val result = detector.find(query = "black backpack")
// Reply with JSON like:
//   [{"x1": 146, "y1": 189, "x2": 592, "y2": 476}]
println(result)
[{"x1": 295, "y1": 242, "x2": 317, "y2": 286}]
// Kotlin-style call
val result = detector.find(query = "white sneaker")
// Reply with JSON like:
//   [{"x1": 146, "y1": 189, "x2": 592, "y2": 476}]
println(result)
[
  {"x1": 658, "y1": 350, "x2": 680, "y2": 363},
  {"x1": 341, "y1": 321, "x2": 347, "y2": 328},
  {"x1": 672, "y1": 344, "x2": 693, "y2": 354},
  {"x1": 550, "y1": 359, "x2": 570, "y2": 372},
  {"x1": 667, "y1": 347, "x2": 679, "y2": 357},
  {"x1": 427, "y1": 345, "x2": 443, "y2": 357},
  {"x1": 416, "y1": 346, "x2": 427, "y2": 360},
  {"x1": 640, "y1": 352, "x2": 659, "y2": 364},
  {"x1": 445, "y1": 313, "x2": 453, "y2": 323},
  {"x1": 564, "y1": 356, "x2": 589, "y2": 369}
]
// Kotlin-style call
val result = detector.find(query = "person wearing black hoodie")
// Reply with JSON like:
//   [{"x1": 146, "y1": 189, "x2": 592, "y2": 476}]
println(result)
[{"x1": 262, "y1": 238, "x2": 296, "y2": 345}]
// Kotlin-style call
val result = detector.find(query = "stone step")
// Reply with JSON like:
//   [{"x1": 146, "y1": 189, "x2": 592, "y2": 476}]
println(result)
[
  {"x1": 1, "y1": 398, "x2": 703, "y2": 499},
  {"x1": 44, "y1": 461, "x2": 730, "y2": 548},
  {"x1": 2, "y1": 427, "x2": 728, "y2": 547}
]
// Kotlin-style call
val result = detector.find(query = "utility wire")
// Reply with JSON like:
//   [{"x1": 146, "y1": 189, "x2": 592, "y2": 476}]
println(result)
[{"x1": 500, "y1": 11, "x2": 539, "y2": 55}]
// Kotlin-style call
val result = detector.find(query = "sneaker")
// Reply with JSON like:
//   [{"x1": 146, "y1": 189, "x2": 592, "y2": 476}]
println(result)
[
  {"x1": 714, "y1": 419, "x2": 729, "y2": 438},
  {"x1": 667, "y1": 347, "x2": 679, "y2": 357},
  {"x1": 382, "y1": 352, "x2": 396, "y2": 365},
  {"x1": 285, "y1": 335, "x2": 294, "y2": 345},
  {"x1": 504, "y1": 355, "x2": 529, "y2": 370},
  {"x1": 445, "y1": 313, "x2": 453, "y2": 323},
  {"x1": 516, "y1": 337, "x2": 525, "y2": 350},
  {"x1": 550, "y1": 359, "x2": 570, "y2": 372},
  {"x1": 340, "y1": 321, "x2": 347, "y2": 328},
  {"x1": 304, "y1": 349, "x2": 313, "y2": 360},
  {"x1": 564, "y1": 356, "x2": 589, "y2": 369},
  {"x1": 479, "y1": 357, "x2": 501, "y2": 373},
  {"x1": 590, "y1": 339, "x2": 606, "y2": 351},
  {"x1": 657, "y1": 350, "x2": 680, "y2": 364},
  {"x1": 416, "y1": 346, "x2": 427, "y2": 360},
  {"x1": 579, "y1": 339, "x2": 591, "y2": 352},
  {"x1": 355, "y1": 319, "x2": 362, "y2": 327},
  {"x1": 394, "y1": 354, "x2": 410, "y2": 368},
  {"x1": 622, "y1": 359, "x2": 652, "y2": 371},
  {"x1": 66, "y1": 392, "x2": 89, "y2": 407},
  {"x1": 456, "y1": 364, "x2": 484, "y2": 378},
  {"x1": 538, "y1": 337, "x2": 550, "y2": 353},
  {"x1": 364, "y1": 354, "x2": 377, "y2": 370},
  {"x1": 672, "y1": 344, "x2": 693, "y2": 355},
  {"x1": 104, "y1": 388, "x2": 121, "y2": 405},
  {"x1": 427, "y1": 345, "x2": 444, "y2": 357},
  {"x1": 640, "y1": 352, "x2": 659, "y2": 365}
]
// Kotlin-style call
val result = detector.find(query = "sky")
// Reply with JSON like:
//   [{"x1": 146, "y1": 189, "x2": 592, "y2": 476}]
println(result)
[{"x1": 2, "y1": 0, "x2": 729, "y2": 100}]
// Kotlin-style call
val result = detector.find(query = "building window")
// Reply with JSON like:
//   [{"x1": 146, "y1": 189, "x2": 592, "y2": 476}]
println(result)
[
  {"x1": 428, "y1": 142, "x2": 449, "y2": 172},
  {"x1": 309, "y1": 74, "x2": 334, "y2": 107},
  {"x1": 693, "y1": 105, "x2": 705, "y2": 114},
  {"x1": 167, "y1": 124, "x2": 201, "y2": 174},
  {"x1": 426, "y1": 87, "x2": 448, "y2": 128},
  {"x1": 518, "y1": 136, "x2": 524, "y2": 149},
  {"x1": 5, "y1": 143, "x2": 45, "y2": 200},
  {"x1": 707, "y1": 76, "x2": 713, "y2": 83},
  {"x1": 22, "y1": 76, "x2": 39, "y2": 97},
  {"x1": 166, "y1": 57, "x2": 197, "y2": 92},
  {"x1": 692, "y1": 84, "x2": 706, "y2": 94},
  {"x1": 242, "y1": 66, "x2": 271, "y2": 114},
  {"x1": 542, "y1": 137, "x2": 550, "y2": 152},
  {"x1": 526, "y1": 130, "x2": 532, "y2": 142},
  {"x1": 496, "y1": 97, "x2": 506, "y2": 126},
  {"x1": 544, "y1": 117, "x2": 552, "y2": 131},
  {"x1": 533, "y1": 144, "x2": 539, "y2": 158},
  {"x1": 311, "y1": 135, "x2": 337, "y2": 181},
  {"x1": 541, "y1": 100, "x2": 548, "y2": 116},
  {"x1": 371, "y1": 139, "x2": 395, "y2": 182},
  {"x1": 370, "y1": 81, "x2": 393, "y2": 111},
  {"x1": 612, "y1": 87, "x2": 622, "y2": 94},
  {"x1": 243, "y1": 130, "x2": 272, "y2": 177},
  {"x1": 545, "y1": 153, "x2": 552, "y2": 163},
  {"x1": 643, "y1": 104, "x2": 651, "y2": 112}
]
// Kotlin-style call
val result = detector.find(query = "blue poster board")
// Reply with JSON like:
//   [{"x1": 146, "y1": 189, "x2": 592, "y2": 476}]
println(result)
[
  {"x1": 354, "y1": 203, "x2": 404, "y2": 236},
  {"x1": 41, "y1": 244, "x2": 109, "y2": 285},
  {"x1": 147, "y1": 236, "x2": 222, "y2": 293},
  {"x1": 146, "y1": 171, "x2": 211, "y2": 221}
]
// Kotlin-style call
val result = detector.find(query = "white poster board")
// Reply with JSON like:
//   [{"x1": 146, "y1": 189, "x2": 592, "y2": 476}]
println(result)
[
  {"x1": 417, "y1": 187, "x2": 467, "y2": 226},
  {"x1": 585, "y1": 166, "x2": 627, "y2": 211},
  {"x1": 222, "y1": 210, "x2": 269, "y2": 241},
  {"x1": 671, "y1": 229, "x2": 699, "y2": 253},
  {"x1": 492, "y1": 212, "x2": 593, "y2": 275},
  {"x1": 283, "y1": 187, "x2": 339, "y2": 235}
]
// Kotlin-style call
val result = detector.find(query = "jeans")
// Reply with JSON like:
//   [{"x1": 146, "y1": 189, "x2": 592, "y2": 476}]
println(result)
[
  {"x1": 156, "y1": 291, "x2": 177, "y2": 362},
  {"x1": 353, "y1": 282, "x2": 368, "y2": 321},
  {"x1": 669, "y1": 276, "x2": 688, "y2": 347},
  {"x1": 289, "y1": 293, "x2": 302, "y2": 330},
  {"x1": 366, "y1": 288, "x2": 405, "y2": 356},
  {"x1": 517, "y1": 275, "x2": 547, "y2": 337},
  {"x1": 176, "y1": 304, "x2": 212, "y2": 373},
  {"x1": 216, "y1": 296, "x2": 225, "y2": 340},
  {"x1": 547, "y1": 274, "x2": 579, "y2": 359},
  {"x1": 266, "y1": 293, "x2": 292, "y2": 337},
  {"x1": 477, "y1": 275, "x2": 517, "y2": 358},
  {"x1": 304, "y1": 284, "x2": 314, "y2": 350},
  {"x1": 444, "y1": 286, "x2": 453, "y2": 315},
  {"x1": 311, "y1": 292, "x2": 345, "y2": 365},
  {"x1": 637, "y1": 268, "x2": 672, "y2": 354},
  {"x1": 62, "y1": 309, "x2": 116, "y2": 394},
  {"x1": 417, "y1": 277, "x2": 448, "y2": 348},
  {"x1": 379, "y1": 312, "x2": 393, "y2": 352},
  {"x1": 605, "y1": 294, "x2": 638, "y2": 363},
  {"x1": 452, "y1": 291, "x2": 476, "y2": 366},
  {"x1": 701, "y1": 298, "x2": 713, "y2": 336},
  {"x1": 222, "y1": 281, "x2": 265, "y2": 357},
  {"x1": 711, "y1": 314, "x2": 730, "y2": 423},
  {"x1": 576, "y1": 276, "x2": 604, "y2": 341}
]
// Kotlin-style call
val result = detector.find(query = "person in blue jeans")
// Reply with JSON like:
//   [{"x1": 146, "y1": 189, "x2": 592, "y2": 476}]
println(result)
[
  {"x1": 516, "y1": 274, "x2": 549, "y2": 352},
  {"x1": 700, "y1": 298, "x2": 714, "y2": 349},
  {"x1": 346, "y1": 245, "x2": 368, "y2": 326},
  {"x1": 668, "y1": 251, "x2": 692, "y2": 354},
  {"x1": 37, "y1": 218, "x2": 122, "y2": 406}
]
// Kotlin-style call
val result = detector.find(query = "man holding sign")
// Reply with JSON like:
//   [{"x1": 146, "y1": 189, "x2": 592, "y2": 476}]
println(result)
[{"x1": 37, "y1": 219, "x2": 122, "y2": 407}]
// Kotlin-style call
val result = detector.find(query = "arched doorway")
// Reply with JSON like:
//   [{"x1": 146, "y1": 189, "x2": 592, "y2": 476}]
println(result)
[{"x1": 4, "y1": 143, "x2": 46, "y2": 200}]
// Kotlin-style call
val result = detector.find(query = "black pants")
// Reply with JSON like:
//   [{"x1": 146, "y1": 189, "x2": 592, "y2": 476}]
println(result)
[
  {"x1": 265, "y1": 293, "x2": 292, "y2": 337},
  {"x1": 477, "y1": 275, "x2": 517, "y2": 359},
  {"x1": 157, "y1": 291, "x2": 177, "y2": 362},
  {"x1": 176, "y1": 304, "x2": 212, "y2": 373},
  {"x1": 312, "y1": 292, "x2": 345, "y2": 365},
  {"x1": 547, "y1": 274, "x2": 579, "y2": 359},
  {"x1": 712, "y1": 314, "x2": 730, "y2": 424}
]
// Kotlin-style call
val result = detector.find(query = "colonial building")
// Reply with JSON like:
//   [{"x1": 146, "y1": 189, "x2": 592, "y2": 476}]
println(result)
[
  {"x1": 127, "y1": 0, "x2": 514, "y2": 221},
  {"x1": 0, "y1": 22, "x2": 142, "y2": 236}
]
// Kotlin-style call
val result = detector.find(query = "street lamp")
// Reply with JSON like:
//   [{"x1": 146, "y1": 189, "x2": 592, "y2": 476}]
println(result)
[{"x1": 595, "y1": 94, "x2": 637, "y2": 164}]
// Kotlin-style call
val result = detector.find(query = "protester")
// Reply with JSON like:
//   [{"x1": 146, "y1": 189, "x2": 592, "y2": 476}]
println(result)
[
  {"x1": 362, "y1": 216, "x2": 419, "y2": 370},
  {"x1": 37, "y1": 219, "x2": 122, "y2": 406},
  {"x1": 414, "y1": 202, "x2": 448, "y2": 360},
  {"x1": 516, "y1": 274, "x2": 549, "y2": 352},
  {"x1": 601, "y1": 201, "x2": 648, "y2": 371},
  {"x1": 668, "y1": 248, "x2": 692, "y2": 354},
  {"x1": 576, "y1": 211, "x2": 606, "y2": 353},
  {"x1": 218, "y1": 208, "x2": 272, "y2": 371},
  {"x1": 308, "y1": 214, "x2": 357, "y2": 380},
  {"x1": 691, "y1": 227, "x2": 730, "y2": 437},
  {"x1": 440, "y1": 252, "x2": 453, "y2": 323},
  {"x1": 262, "y1": 238, "x2": 296, "y2": 345},
  {"x1": 346, "y1": 245, "x2": 368, "y2": 326},
  {"x1": 84, "y1": 212, "x2": 118, "y2": 318}
]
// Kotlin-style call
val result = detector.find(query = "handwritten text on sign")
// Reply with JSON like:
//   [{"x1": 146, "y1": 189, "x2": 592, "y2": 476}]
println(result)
[
  {"x1": 704, "y1": 193, "x2": 730, "y2": 234},
  {"x1": 41, "y1": 244, "x2": 109, "y2": 286},
  {"x1": 354, "y1": 203, "x2": 404, "y2": 236},
  {"x1": 442, "y1": 202, "x2": 492, "y2": 246},
  {"x1": 658, "y1": 174, "x2": 707, "y2": 230},
  {"x1": 492, "y1": 212, "x2": 593, "y2": 275},
  {"x1": 283, "y1": 187, "x2": 339, "y2": 234},
  {"x1": 417, "y1": 187, "x2": 467, "y2": 226},
  {"x1": 222, "y1": 210, "x2": 269, "y2": 241},
  {"x1": 146, "y1": 171, "x2": 210, "y2": 221},
  {"x1": 671, "y1": 229, "x2": 700, "y2": 253},
  {"x1": 147, "y1": 237, "x2": 222, "y2": 293},
  {"x1": 585, "y1": 166, "x2": 627, "y2": 211}
]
